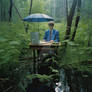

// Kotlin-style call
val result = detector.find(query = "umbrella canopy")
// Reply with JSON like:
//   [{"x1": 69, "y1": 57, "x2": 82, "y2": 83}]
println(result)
[{"x1": 23, "y1": 13, "x2": 54, "y2": 22}]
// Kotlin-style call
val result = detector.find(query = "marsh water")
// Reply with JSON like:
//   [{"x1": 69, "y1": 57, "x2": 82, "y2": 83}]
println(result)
[{"x1": 26, "y1": 68, "x2": 91, "y2": 92}]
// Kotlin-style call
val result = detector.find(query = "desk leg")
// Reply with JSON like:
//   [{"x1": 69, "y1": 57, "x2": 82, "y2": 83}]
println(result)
[
  {"x1": 33, "y1": 50, "x2": 36, "y2": 74},
  {"x1": 37, "y1": 50, "x2": 40, "y2": 73}
]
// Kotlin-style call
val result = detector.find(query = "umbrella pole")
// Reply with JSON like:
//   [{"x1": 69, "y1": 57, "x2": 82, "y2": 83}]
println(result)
[
  {"x1": 38, "y1": 22, "x2": 39, "y2": 32},
  {"x1": 38, "y1": 22, "x2": 40, "y2": 41}
]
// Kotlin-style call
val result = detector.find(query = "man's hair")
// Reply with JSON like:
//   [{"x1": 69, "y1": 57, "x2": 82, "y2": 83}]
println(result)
[{"x1": 48, "y1": 21, "x2": 54, "y2": 26}]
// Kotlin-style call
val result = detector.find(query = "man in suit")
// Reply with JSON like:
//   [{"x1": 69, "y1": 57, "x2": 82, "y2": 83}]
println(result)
[{"x1": 43, "y1": 21, "x2": 59, "y2": 42}]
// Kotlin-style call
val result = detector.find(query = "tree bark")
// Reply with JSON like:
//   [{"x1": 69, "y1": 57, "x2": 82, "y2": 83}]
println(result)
[
  {"x1": 54, "y1": 0, "x2": 56, "y2": 19},
  {"x1": 71, "y1": 0, "x2": 81, "y2": 41},
  {"x1": 9, "y1": 0, "x2": 13, "y2": 22},
  {"x1": 0, "y1": 0, "x2": 2, "y2": 21},
  {"x1": 65, "y1": 0, "x2": 68, "y2": 23},
  {"x1": 64, "y1": 0, "x2": 77, "y2": 40},
  {"x1": 29, "y1": 0, "x2": 33, "y2": 15},
  {"x1": 26, "y1": 0, "x2": 33, "y2": 33}
]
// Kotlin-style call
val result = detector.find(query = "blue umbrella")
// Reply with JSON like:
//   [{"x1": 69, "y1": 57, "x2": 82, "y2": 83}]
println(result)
[
  {"x1": 23, "y1": 13, "x2": 54, "y2": 22},
  {"x1": 23, "y1": 13, "x2": 54, "y2": 32}
]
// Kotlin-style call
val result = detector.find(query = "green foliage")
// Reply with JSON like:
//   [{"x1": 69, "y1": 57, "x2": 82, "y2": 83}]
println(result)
[
  {"x1": 73, "y1": 19, "x2": 92, "y2": 46},
  {"x1": 58, "y1": 41, "x2": 92, "y2": 73},
  {"x1": 32, "y1": 0, "x2": 47, "y2": 14},
  {"x1": 0, "y1": 0, "x2": 92, "y2": 91},
  {"x1": 0, "y1": 22, "x2": 28, "y2": 62},
  {"x1": 0, "y1": 22, "x2": 31, "y2": 91},
  {"x1": 27, "y1": 74, "x2": 52, "y2": 83},
  {"x1": 57, "y1": 16, "x2": 92, "y2": 73}
]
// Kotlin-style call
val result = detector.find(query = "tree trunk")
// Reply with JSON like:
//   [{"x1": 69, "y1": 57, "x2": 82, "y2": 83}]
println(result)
[
  {"x1": 65, "y1": 0, "x2": 68, "y2": 23},
  {"x1": 26, "y1": 0, "x2": 33, "y2": 33},
  {"x1": 0, "y1": 0, "x2": 2, "y2": 21},
  {"x1": 9, "y1": 0, "x2": 13, "y2": 22},
  {"x1": 54, "y1": 0, "x2": 56, "y2": 19},
  {"x1": 64, "y1": 0, "x2": 77, "y2": 40},
  {"x1": 29, "y1": 0, "x2": 33, "y2": 15},
  {"x1": 71, "y1": 0, "x2": 81, "y2": 41}
]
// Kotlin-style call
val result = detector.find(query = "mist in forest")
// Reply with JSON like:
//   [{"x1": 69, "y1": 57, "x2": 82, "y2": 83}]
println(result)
[{"x1": 0, "y1": 0, "x2": 92, "y2": 92}]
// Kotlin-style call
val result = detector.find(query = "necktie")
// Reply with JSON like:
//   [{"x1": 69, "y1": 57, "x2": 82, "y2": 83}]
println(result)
[{"x1": 50, "y1": 31, "x2": 52, "y2": 40}]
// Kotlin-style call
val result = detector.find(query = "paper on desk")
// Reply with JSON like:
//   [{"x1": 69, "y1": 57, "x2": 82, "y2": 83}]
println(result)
[{"x1": 40, "y1": 41, "x2": 52, "y2": 45}]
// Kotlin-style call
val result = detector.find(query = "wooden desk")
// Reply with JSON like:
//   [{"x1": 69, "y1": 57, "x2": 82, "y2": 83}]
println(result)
[
  {"x1": 29, "y1": 42, "x2": 60, "y2": 50},
  {"x1": 29, "y1": 42, "x2": 60, "y2": 73}
]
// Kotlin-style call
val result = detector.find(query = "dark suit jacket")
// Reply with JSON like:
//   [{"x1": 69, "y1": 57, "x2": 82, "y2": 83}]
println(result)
[{"x1": 43, "y1": 29, "x2": 59, "y2": 42}]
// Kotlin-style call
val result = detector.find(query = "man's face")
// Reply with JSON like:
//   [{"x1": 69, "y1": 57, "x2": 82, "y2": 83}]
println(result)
[{"x1": 49, "y1": 24, "x2": 54, "y2": 30}]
